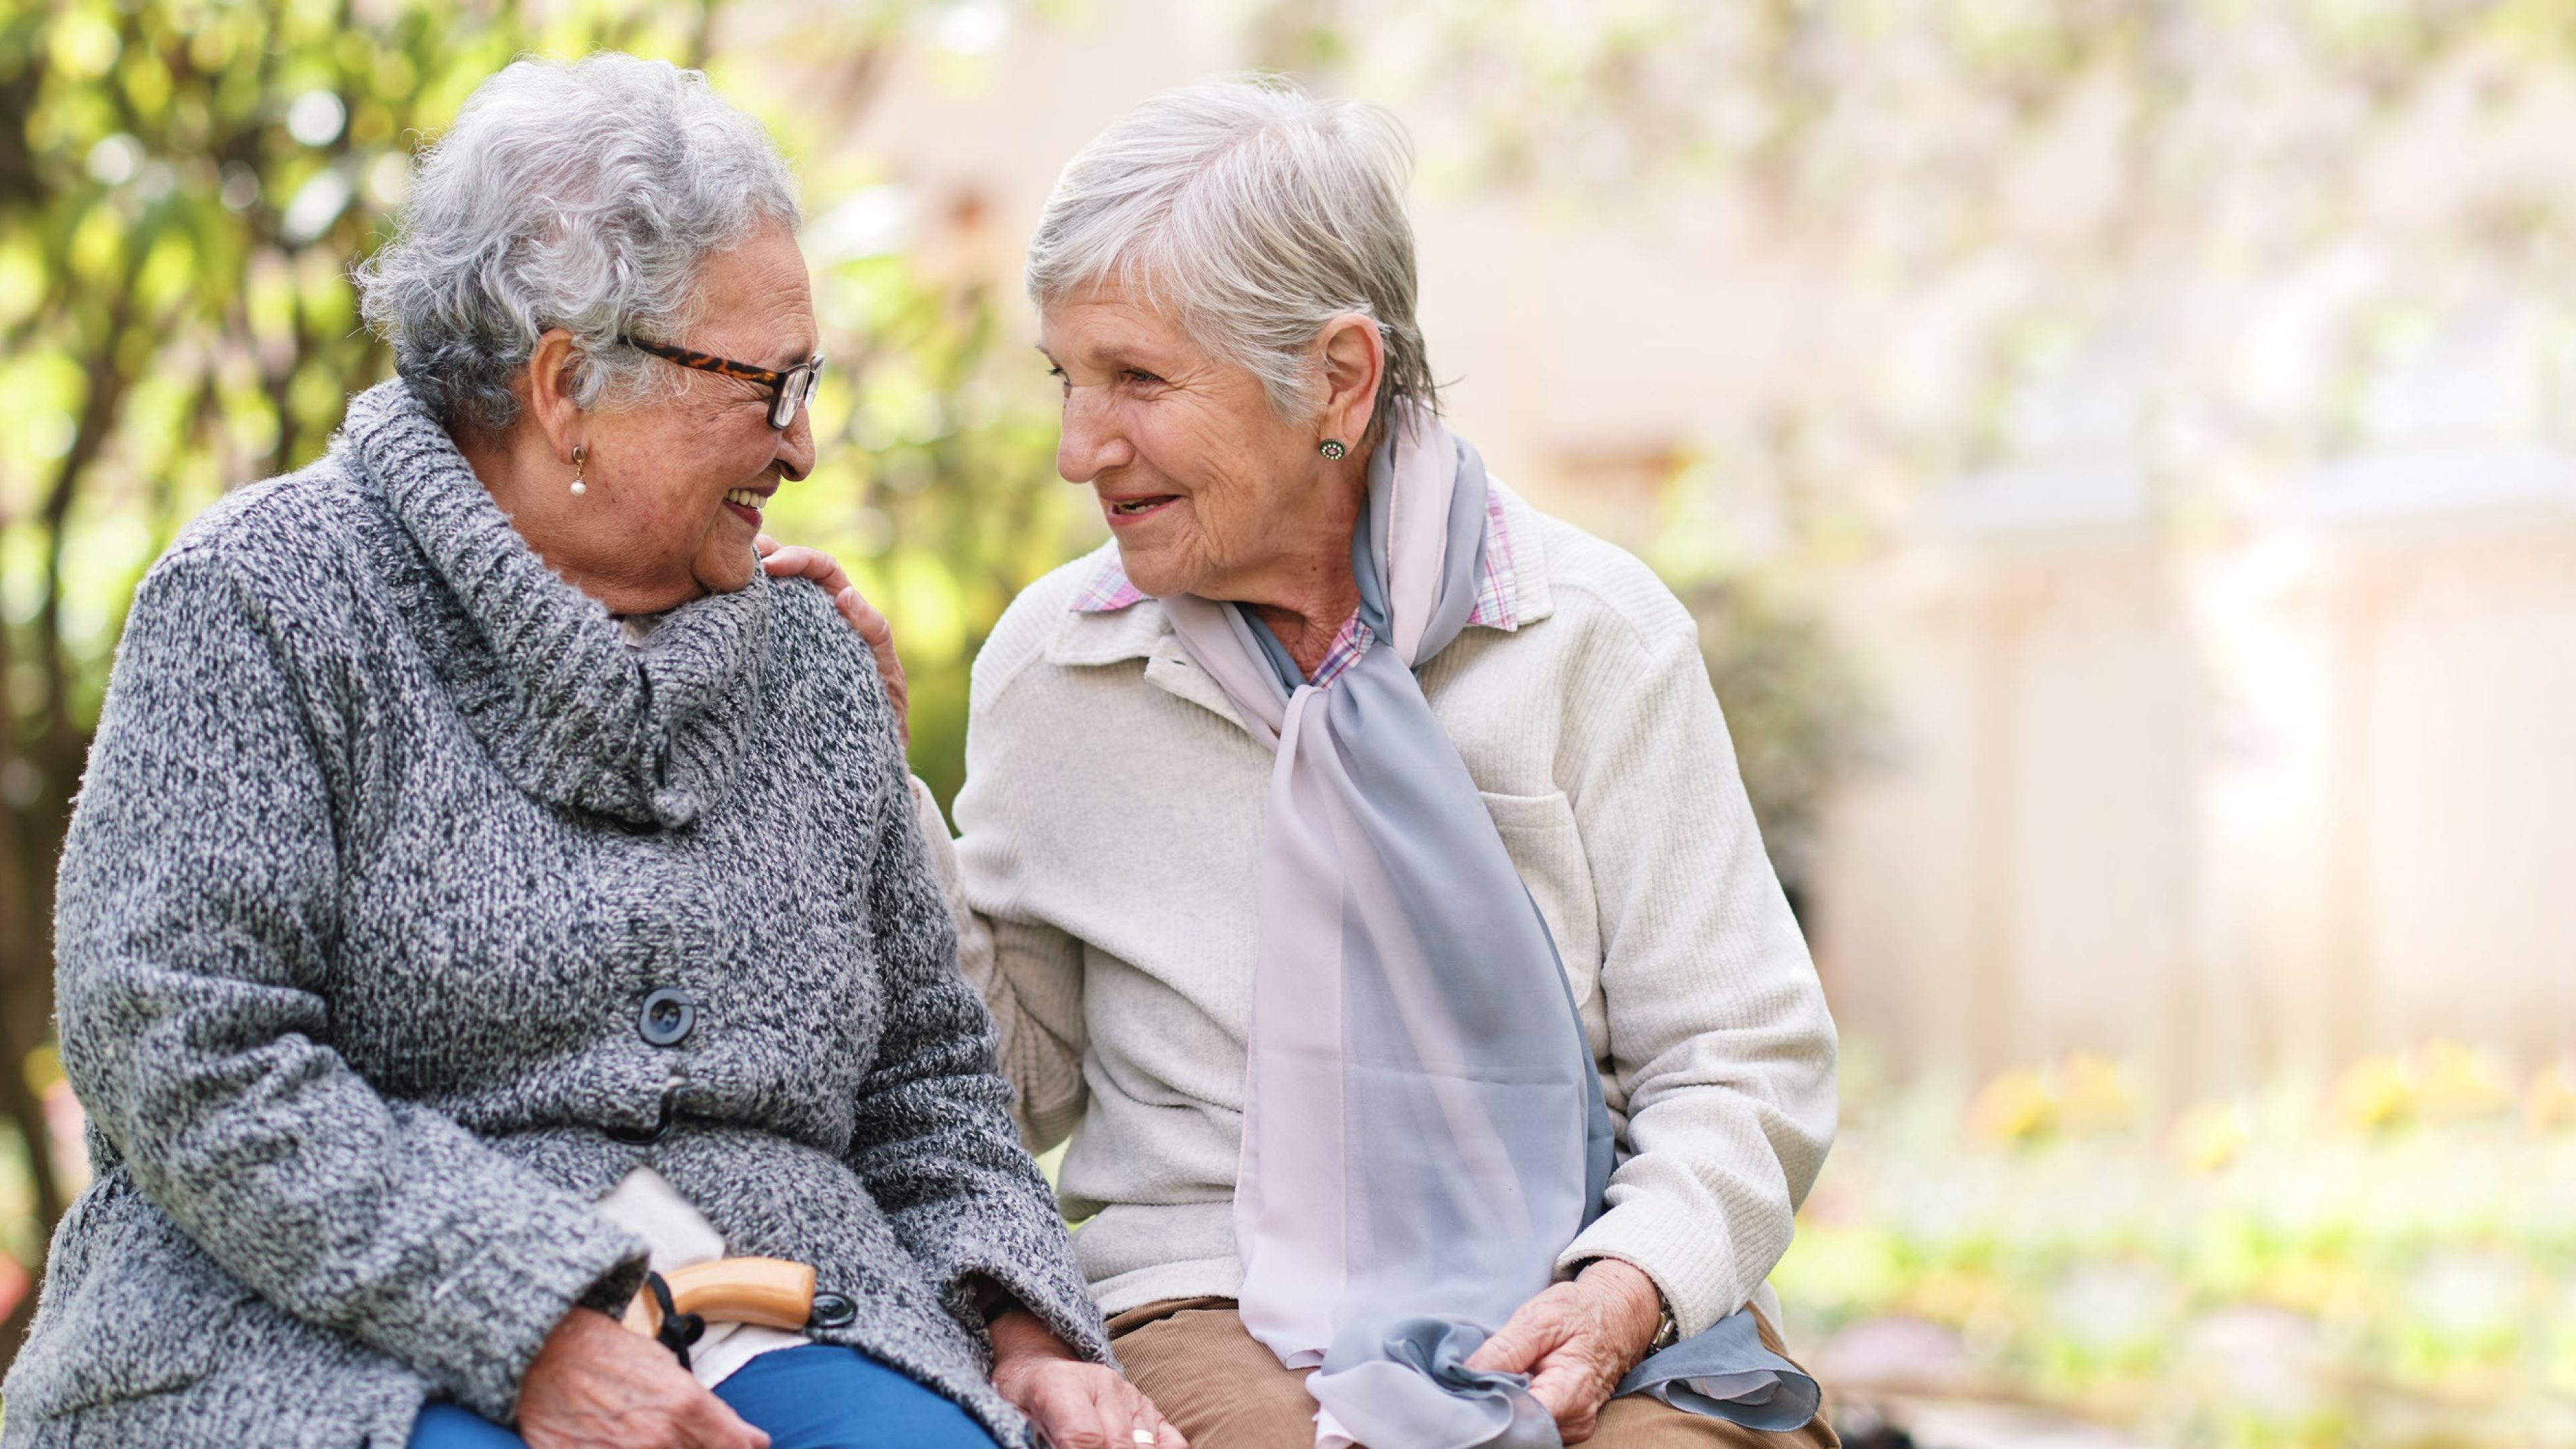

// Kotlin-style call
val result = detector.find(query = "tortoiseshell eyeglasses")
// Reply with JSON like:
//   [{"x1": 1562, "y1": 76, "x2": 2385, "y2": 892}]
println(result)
[{"x1": 621, "y1": 336, "x2": 824, "y2": 429}]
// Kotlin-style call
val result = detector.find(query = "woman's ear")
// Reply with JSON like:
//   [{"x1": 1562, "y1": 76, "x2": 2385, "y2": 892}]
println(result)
[
  {"x1": 525, "y1": 327, "x2": 588, "y2": 463},
  {"x1": 1315, "y1": 313, "x2": 1386, "y2": 449}
]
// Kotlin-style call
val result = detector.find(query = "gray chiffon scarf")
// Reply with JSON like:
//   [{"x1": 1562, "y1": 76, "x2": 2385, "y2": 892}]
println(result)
[{"x1": 1159, "y1": 409, "x2": 1821, "y2": 1448}]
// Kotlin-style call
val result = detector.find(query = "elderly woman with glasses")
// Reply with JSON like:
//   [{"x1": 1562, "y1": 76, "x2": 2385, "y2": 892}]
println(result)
[
  {"x1": 0, "y1": 54, "x2": 1182, "y2": 1449},
  {"x1": 780, "y1": 79, "x2": 1843, "y2": 1449}
]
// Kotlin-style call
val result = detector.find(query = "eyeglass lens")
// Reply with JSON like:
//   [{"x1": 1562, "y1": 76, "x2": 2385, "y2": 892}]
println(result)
[{"x1": 771, "y1": 362, "x2": 821, "y2": 429}]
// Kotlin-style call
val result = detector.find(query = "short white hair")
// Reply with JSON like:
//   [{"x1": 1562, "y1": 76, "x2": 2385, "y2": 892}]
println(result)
[
  {"x1": 1025, "y1": 75, "x2": 1436, "y2": 441},
  {"x1": 358, "y1": 52, "x2": 800, "y2": 433}
]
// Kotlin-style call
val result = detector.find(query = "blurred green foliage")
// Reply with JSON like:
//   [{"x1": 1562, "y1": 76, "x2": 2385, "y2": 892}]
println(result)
[{"x1": 1780, "y1": 1046, "x2": 2576, "y2": 1448}]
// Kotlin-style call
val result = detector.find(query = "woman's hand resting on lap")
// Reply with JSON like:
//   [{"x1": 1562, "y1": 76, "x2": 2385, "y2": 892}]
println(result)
[
  {"x1": 755, "y1": 536, "x2": 907, "y2": 745},
  {"x1": 518, "y1": 1307, "x2": 769, "y2": 1449},
  {"x1": 988, "y1": 1306, "x2": 1187, "y2": 1449},
  {"x1": 1464, "y1": 1258, "x2": 1664, "y2": 1444}
]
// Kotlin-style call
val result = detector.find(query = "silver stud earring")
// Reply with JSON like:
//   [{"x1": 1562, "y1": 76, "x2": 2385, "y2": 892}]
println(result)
[
  {"x1": 570, "y1": 445, "x2": 588, "y2": 496},
  {"x1": 1319, "y1": 439, "x2": 1348, "y2": 461}
]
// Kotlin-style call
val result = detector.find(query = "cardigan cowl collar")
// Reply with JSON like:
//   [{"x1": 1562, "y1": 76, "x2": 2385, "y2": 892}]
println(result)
[{"x1": 336, "y1": 380, "x2": 769, "y2": 830}]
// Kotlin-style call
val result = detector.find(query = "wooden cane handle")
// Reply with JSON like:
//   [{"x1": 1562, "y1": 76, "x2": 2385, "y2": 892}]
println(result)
[{"x1": 623, "y1": 1258, "x2": 818, "y2": 1337}]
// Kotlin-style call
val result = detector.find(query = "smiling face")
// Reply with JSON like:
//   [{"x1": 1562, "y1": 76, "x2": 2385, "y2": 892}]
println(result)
[
  {"x1": 1039, "y1": 282, "x2": 1354, "y2": 604},
  {"x1": 504, "y1": 220, "x2": 818, "y2": 612}
]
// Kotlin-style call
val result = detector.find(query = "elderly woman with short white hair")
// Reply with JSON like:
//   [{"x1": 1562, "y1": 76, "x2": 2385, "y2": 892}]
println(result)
[
  {"x1": 1, "y1": 54, "x2": 1181, "y2": 1449},
  {"x1": 778, "y1": 78, "x2": 1845, "y2": 1449}
]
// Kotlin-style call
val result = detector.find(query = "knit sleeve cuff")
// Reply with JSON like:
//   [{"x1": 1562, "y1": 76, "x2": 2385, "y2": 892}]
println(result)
[
  {"x1": 1555, "y1": 1193, "x2": 1744, "y2": 1340},
  {"x1": 932, "y1": 1230, "x2": 1117, "y2": 1372},
  {"x1": 407, "y1": 1196, "x2": 650, "y2": 1422}
]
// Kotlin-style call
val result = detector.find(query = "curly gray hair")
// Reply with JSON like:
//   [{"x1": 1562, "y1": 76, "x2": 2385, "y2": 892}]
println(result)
[
  {"x1": 358, "y1": 52, "x2": 800, "y2": 433},
  {"x1": 1025, "y1": 75, "x2": 1437, "y2": 445}
]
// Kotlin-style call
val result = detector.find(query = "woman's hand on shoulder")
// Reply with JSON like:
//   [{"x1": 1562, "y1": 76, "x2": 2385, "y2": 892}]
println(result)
[
  {"x1": 755, "y1": 535, "x2": 908, "y2": 746},
  {"x1": 1463, "y1": 1258, "x2": 1664, "y2": 1444},
  {"x1": 518, "y1": 1307, "x2": 770, "y2": 1449},
  {"x1": 987, "y1": 1305, "x2": 1188, "y2": 1449}
]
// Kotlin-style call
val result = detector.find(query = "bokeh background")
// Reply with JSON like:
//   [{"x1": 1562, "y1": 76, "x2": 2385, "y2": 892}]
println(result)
[{"x1": 3, "y1": 1, "x2": 2574, "y2": 1444}]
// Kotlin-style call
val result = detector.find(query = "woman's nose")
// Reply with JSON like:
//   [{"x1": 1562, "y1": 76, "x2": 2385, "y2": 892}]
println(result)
[
  {"x1": 1056, "y1": 387, "x2": 1132, "y2": 483},
  {"x1": 775, "y1": 407, "x2": 817, "y2": 482}
]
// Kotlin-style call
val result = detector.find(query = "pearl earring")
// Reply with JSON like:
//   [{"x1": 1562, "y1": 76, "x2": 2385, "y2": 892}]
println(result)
[
  {"x1": 1319, "y1": 439, "x2": 1348, "y2": 461},
  {"x1": 570, "y1": 445, "x2": 588, "y2": 496}
]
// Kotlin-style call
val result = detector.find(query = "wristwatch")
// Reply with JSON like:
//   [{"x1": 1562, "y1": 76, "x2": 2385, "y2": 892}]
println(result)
[
  {"x1": 1577, "y1": 1256, "x2": 1680, "y2": 1357},
  {"x1": 1648, "y1": 1299, "x2": 1680, "y2": 1355}
]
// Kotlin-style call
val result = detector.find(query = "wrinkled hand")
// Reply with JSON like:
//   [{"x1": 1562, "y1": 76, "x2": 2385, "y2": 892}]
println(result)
[
  {"x1": 755, "y1": 535, "x2": 908, "y2": 745},
  {"x1": 517, "y1": 1307, "x2": 769, "y2": 1449},
  {"x1": 1464, "y1": 1259, "x2": 1663, "y2": 1444},
  {"x1": 988, "y1": 1307, "x2": 1187, "y2": 1449}
]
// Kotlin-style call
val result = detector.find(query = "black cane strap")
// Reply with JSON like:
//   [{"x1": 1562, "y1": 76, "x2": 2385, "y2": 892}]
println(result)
[{"x1": 641, "y1": 1271, "x2": 706, "y2": 1373}]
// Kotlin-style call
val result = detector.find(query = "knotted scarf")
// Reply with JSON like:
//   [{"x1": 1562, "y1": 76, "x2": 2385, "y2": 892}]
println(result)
[{"x1": 1159, "y1": 409, "x2": 1822, "y2": 1448}]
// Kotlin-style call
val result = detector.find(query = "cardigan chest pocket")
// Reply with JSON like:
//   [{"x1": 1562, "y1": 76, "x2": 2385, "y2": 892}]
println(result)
[{"x1": 1477, "y1": 788, "x2": 1602, "y2": 1009}]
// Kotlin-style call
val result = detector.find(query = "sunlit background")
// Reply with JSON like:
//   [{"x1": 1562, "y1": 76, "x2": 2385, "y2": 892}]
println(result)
[{"x1": 3, "y1": 2, "x2": 2573, "y2": 1444}]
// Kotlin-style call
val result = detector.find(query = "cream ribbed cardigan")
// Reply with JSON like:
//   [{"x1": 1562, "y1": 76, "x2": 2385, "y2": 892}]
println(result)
[{"x1": 912, "y1": 484, "x2": 1837, "y2": 1340}]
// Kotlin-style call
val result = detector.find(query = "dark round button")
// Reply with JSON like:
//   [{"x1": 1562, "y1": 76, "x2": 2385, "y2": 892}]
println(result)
[
  {"x1": 808, "y1": 1291, "x2": 856, "y2": 1329},
  {"x1": 639, "y1": 987, "x2": 698, "y2": 1047}
]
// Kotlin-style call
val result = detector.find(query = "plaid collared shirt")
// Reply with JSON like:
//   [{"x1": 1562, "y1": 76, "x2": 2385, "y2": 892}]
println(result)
[{"x1": 1070, "y1": 488, "x2": 1521, "y2": 687}]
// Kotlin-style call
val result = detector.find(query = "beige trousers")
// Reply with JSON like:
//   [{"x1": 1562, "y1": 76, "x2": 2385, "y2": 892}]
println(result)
[{"x1": 1108, "y1": 1299, "x2": 1841, "y2": 1449}]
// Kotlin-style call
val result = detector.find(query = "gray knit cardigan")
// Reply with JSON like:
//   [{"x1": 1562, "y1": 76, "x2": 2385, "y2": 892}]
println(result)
[{"x1": 0, "y1": 380, "x2": 1109, "y2": 1448}]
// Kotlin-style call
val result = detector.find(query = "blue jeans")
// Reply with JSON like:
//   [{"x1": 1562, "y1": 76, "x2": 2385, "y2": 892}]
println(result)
[{"x1": 407, "y1": 1344, "x2": 1001, "y2": 1449}]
